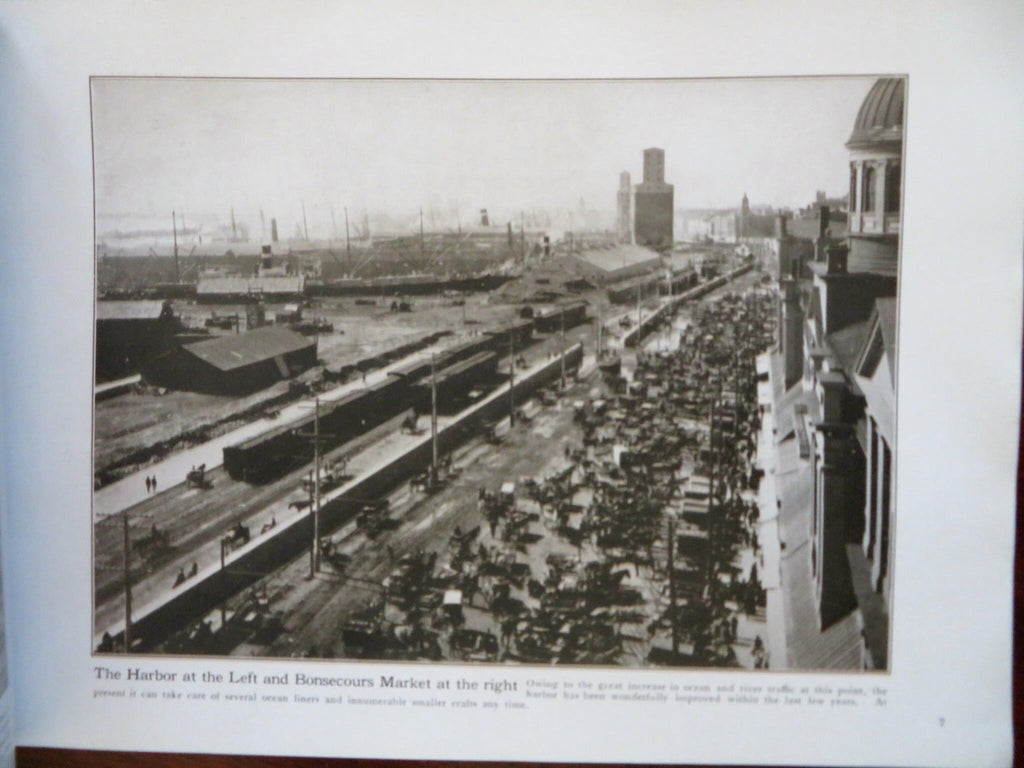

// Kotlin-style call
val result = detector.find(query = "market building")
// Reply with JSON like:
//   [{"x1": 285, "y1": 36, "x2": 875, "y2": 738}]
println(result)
[{"x1": 759, "y1": 76, "x2": 902, "y2": 669}]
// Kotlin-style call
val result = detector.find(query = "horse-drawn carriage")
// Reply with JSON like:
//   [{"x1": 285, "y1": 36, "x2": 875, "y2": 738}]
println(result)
[
  {"x1": 221, "y1": 522, "x2": 250, "y2": 555},
  {"x1": 400, "y1": 412, "x2": 420, "y2": 434},
  {"x1": 186, "y1": 464, "x2": 212, "y2": 489},
  {"x1": 134, "y1": 524, "x2": 171, "y2": 557},
  {"x1": 356, "y1": 499, "x2": 392, "y2": 538}
]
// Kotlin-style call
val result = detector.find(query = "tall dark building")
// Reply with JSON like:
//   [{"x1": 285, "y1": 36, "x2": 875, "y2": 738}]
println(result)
[
  {"x1": 634, "y1": 147, "x2": 674, "y2": 249},
  {"x1": 617, "y1": 171, "x2": 632, "y2": 243}
]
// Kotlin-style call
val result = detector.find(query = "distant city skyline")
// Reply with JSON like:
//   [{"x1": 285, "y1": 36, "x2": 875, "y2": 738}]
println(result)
[{"x1": 93, "y1": 77, "x2": 878, "y2": 241}]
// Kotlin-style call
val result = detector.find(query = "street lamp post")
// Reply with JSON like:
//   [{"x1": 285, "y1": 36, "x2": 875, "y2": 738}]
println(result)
[{"x1": 122, "y1": 511, "x2": 132, "y2": 653}]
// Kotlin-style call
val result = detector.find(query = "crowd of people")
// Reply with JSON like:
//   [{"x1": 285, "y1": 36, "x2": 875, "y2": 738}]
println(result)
[{"x1": 333, "y1": 284, "x2": 778, "y2": 667}]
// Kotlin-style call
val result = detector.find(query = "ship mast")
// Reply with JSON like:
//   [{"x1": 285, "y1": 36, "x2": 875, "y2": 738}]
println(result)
[{"x1": 172, "y1": 210, "x2": 180, "y2": 283}]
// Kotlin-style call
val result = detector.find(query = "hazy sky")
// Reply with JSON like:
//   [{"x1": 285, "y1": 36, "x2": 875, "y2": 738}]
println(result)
[{"x1": 92, "y1": 76, "x2": 878, "y2": 237}]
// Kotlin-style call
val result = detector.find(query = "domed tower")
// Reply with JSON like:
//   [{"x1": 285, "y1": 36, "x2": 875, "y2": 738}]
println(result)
[{"x1": 846, "y1": 78, "x2": 904, "y2": 269}]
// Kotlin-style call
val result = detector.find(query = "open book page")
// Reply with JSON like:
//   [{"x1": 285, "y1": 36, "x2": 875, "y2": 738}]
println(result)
[{"x1": 0, "y1": 2, "x2": 1021, "y2": 767}]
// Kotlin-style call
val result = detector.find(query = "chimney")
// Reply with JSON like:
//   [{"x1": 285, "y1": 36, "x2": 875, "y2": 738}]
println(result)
[
  {"x1": 814, "y1": 206, "x2": 831, "y2": 261},
  {"x1": 507, "y1": 222, "x2": 513, "y2": 247},
  {"x1": 543, "y1": 235, "x2": 550, "y2": 258},
  {"x1": 818, "y1": 205, "x2": 830, "y2": 240},
  {"x1": 271, "y1": 218, "x2": 279, "y2": 243},
  {"x1": 782, "y1": 279, "x2": 804, "y2": 390},
  {"x1": 826, "y1": 243, "x2": 849, "y2": 275},
  {"x1": 777, "y1": 213, "x2": 788, "y2": 239}
]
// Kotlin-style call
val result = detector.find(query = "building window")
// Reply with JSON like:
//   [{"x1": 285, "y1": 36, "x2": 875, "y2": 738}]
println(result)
[
  {"x1": 862, "y1": 165, "x2": 876, "y2": 213},
  {"x1": 885, "y1": 162, "x2": 901, "y2": 213},
  {"x1": 849, "y1": 164, "x2": 858, "y2": 212}
]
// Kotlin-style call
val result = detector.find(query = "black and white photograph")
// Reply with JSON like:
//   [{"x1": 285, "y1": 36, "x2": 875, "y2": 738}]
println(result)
[{"x1": 91, "y1": 75, "x2": 901, "y2": 671}]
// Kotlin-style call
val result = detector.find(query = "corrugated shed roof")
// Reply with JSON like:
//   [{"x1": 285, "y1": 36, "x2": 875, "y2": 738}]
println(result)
[
  {"x1": 183, "y1": 326, "x2": 315, "y2": 371},
  {"x1": 573, "y1": 245, "x2": 661, "y2": 276},
  {"x1": 662, "y1": 253, "x2": 695, "y2": 273},
  {"x1": 96, "y1": 300, "x2": 168, "y2": 320},
  {"x1": 434, "y1": 351, "x2": 496, "y2": 384}
]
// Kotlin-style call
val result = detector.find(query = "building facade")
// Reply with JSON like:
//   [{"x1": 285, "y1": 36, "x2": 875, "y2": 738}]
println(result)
[
  {"x1": 846, "y1": 78, "x2": 903, "y2": 271},
  {"x1": 760, "y1": 77, "x2": 902, "y2": 670},
  {"x1": 95, "y1": 300, "x2": 181, "y2": 382}
]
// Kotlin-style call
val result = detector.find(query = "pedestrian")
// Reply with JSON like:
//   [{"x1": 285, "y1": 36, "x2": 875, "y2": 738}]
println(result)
[
  {"x1": 152, "y1": 475, "x2": 157, "y2": 493},
  {"x1": 145, "y1": 476, "x2": 152, "y2": 494}
]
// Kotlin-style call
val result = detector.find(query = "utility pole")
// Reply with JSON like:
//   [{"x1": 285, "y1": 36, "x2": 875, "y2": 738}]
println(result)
[
  {"x1": 596, "y1": 306, "x2": 602, "y2": 359},
  {"x1": 560, "y1": 306, "x2": 566, "y2": 389},
  {"x1": 520, "y1": 211, "x2": 525, "y2": 261},
  {"x1": 704, "y1": 376, "x2": 720, "y2": 591},
  {"x1": 302, "y1": 201, "x2": 310, "y2": 241},
  {"x1": 419, "y1": 208, "x2": 425, "y2": 265},
  {"x1": 309, "y1": 397, "x2": 321, "y2": 578},
  {"x1": 667, "y1": 512, "x2": 678, "y2": 658},
  {"x1": 172, "y1": 210, "x2": 180, "y2": 284},
  {"x1": 637, "y1": 282, "x2": 643, "y2": 334},
  {"x1": 344, "y1": 206, "x2": 352, "y2": 276},
  {"x1": 430, "y1": 353, "x2": 438, "y2": 486},
  {"x1": 122, "y1": 511, "x2": 132, "y2": 653},
  {"x1": 508, "y1": 333, "x2": 516, "y2": 428}
]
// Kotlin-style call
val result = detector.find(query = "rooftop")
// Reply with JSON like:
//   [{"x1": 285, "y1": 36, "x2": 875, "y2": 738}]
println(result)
[
  {"x1": 571, "y1": 244, "x2": 662, "y2": 275},
  {"x1": 825, "y1": 320, "x2": 870, "y2": 376},
  {"x1": 183, "y1": 326, "x2": 315, "y2": 371},
  {"x1": 847, "y1": 78, "x2": 904, "y2": 151}
]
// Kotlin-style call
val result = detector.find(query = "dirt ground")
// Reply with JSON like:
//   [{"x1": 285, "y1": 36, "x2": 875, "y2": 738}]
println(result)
[{"x1": 94, "y1": 294, "x2": 526, "y2": 475}]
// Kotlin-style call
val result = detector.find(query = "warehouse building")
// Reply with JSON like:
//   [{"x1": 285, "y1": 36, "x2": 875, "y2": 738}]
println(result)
[
  {"x1": 143, "y1": 325, "x2": 317, "y2": 395},
  {"x1": 565, "y1": 244, "x2": 663, "y2": 284},
  {"x1": 95, "y1": 300, "x2": 181, "y2": 383}
]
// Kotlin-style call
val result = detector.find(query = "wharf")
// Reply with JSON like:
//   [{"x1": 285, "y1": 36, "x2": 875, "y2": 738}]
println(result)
[
  {"x1": 95, "y1": 343, "x2": 584, "y2": 649},
  {"x1": 94, "y1": 341, "x2": 452, "y2": 518}
]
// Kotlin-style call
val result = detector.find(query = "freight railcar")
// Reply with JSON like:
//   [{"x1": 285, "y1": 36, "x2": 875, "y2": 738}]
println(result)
[
  {"x1": 483, "y1": 319, "x2": 534, "y2": 351},
  {"x1": 223, "y1": 375, "x2": 412, "y2": 482},
  {"x1": 534, "y1": 302, "x2": 588, "y2": 333},
  {"x1": 410, "y1": 351, "x2": 499, "y2": 412},
  {"x1": 221, "y1": 318, "x2": 541, "y2": 483}
]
